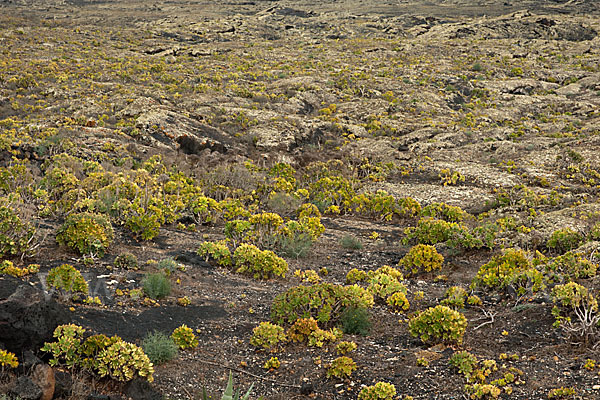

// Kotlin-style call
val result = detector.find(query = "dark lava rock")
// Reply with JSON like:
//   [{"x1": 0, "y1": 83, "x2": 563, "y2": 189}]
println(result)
[
  {"x1": 124, "y1": 378, "x2": 163, "y2": 400},
  {"x1": 9, "y1": 376, "x2": 43, "y2": 400},
  {"x1": 73, "y1": 304, "x2": 226, "y2": 342},
  {"x1": 53, "y1": 370, "x2": 73, "y2": 399},
  {"x1": 0, "y1": 275, "x2": 69, "y2": 354},
  {"x1": 18, "y1": 350, "x2": 42, "y2": 374}
]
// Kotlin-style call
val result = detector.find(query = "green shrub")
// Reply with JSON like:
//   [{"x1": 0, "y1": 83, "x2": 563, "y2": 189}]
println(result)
[
  {"x1": 465, "y1": 383, "x2": 501, "y2": 399},
  {"x1": 449, "y1": 351, "x2": 479, "y2": 379},
  {"x1": 340, "y1": 234, "x2": 363, "y2": 250},
  {"x1": 338, "y1": 306, "x2": 371, "y2": 335},
  {"x1": 387, "y1": 291, "x2": 410, "y2": 312},
  {"x1": 471, "y1": 249, "x2": 546, "y2": 296},
  {"x1": 41, "y1": 324, "x2": 154, "y2": 382},
  {"x1": 41, "y1": 324, "x2": 86, "y2": 369},
  {"x1": 326, "y1": 356, "x2": 357, "y2": 379},
  {"x1": 247, "y1": 212, "x2": 284, "y2": 246},
  {"x1": 547, "y1": 228, "x2": 583, "y2": 254},
  {"x1": 96, "y1": 340, "x2": 154, "y2": 382},
  {"x1": 0, "y1": 260, "x2": 39, "y2": 277},
  {"x1": 56, "y1": 212, "x2": 114, "y2": 256},
  {"x1": 545, "y1": 251, "x2": 597, "y2": 281},
  {"x1": 346, "y1": 268, "x2": 368, "y2": 284},
  {"x1": 142, "y1": 272, "x2": 171, "y2": 299},
  {"x1": 189, "y1": 195, "x2": 220, "y2": 225},
  {"x1": 399, "y1": 244, "x2": 444, "y2": 276},
  {"x1": 547, "y1": 387, "x2": 576, "y2": 399},
  {"x1": 277, "y1": 232, "x2": 313, "y2": 259},
  {"x1": 233, "y1": 243, "x2": 288, "y2": 279},
  {"x1": 197, "y1": 240, "x2": 232, "y2": 266},
  {"x1": 367, "y1": 272, "x2": 406, "y2": 299},
  {"x1": 286, "y1": 317, "x2": 341, "y2": 347},
  {"x1": 250, "y1": 322, "x2": 287, "y2": 351},
  {"x1": 0, "y1": 349, "x2": 19, "y2": 369},
  {"x1": 335, "y1": 341, "x2": 357, "y2": 355},
  {"x1": 271, "y1": 283, "x2": 374, "y2": 326},
  {"x1": 590, "y1": 222, "x2": 600, "y2": 240},
  {"x1": 267, "y1": 191, "x2": 303, "y2": 217},
  {"x1": 80, "y1": 334, "x2": 121, "y2": 370},
  {"x1": 403, "y1": 218, "x2": 452, "y2": 245},
  {"x1": 403, "y1": 217, "x2": 485, "y2": 253},
  {"x1": 224, "y1": 219, "x2": 251, "y2": 246},
  {"x1": 351, "y1": 190, "x2": 398, "y2": 221},
  {"x1": 421, "y1": 202, "x2": 467, "y2": 223},
  {"x1": 408, "y1": 305, "x2": 467, "y2": 345},
  {"x1": 142, "y1": 331, "x2": 178, "y2": 365},
  {"x1": 551, "y1": 282, "x2": 599, "y2": 342},
  {"x1": 158, "y1": 257, "x2": 180, "y2": 275},
  {"x1": 171, "y1": 324, "x2": 198, "y2": 350},
  {"x1": 358, "y1": 382, "x2": 397, "y2": 400},
  {"x1": 509, "y1": 67, "x2": 523, "y2": 77},
  {"x1": 441, "y1": 286, "x2": 468, "y2": 309},
  {"x1": 46, "y1": 264, "x2": 88, "y2": 299},
  {"x1": 0, "y1": 201, "x2": 36, "y2": 258},
  {"x1": 263, "y1": 356, "x2": 280, "y2": 370},
  {"x1": 114, "y1": 253, "x2": 138, "y2": 270}
]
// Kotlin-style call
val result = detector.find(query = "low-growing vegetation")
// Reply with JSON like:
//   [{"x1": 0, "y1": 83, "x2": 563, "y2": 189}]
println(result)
[{"x1": 3, "y1": 1, "x2": 600, "y2": 398}]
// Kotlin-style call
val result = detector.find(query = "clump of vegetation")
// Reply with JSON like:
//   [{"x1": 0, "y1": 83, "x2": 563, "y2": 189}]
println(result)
[
  {"x1": 287, "y1": 317, "x2": 342, "y2": 347},
  {"x1": 438, "y1": 169, "x2": 465, "y2": 186},
  {"x1": 0, "y1": 349, "x2": 19, "y2": 369},
  {"x1": 142, "y1": 331, "x2": 178, "y2": 365},
  {"x1": 46, "y1": 263, "x2": 88, "y2": 300},
  {"x1": 171, "y1": 324, "x2": 199, "y2": 350},
  {"x1": 551, "y1": 282, "x2": 599, "y2": 344},
  {"x1": 358, "y1": 382, "x2": 397, "y2": 400},
  {"x1": 471, "y1": 248, "x2": 545, "y2": 297},
  {"x1": 545, "y1": 251, "x2": 597, "y2": 281},
  {"x1": 250, "y1": 322, "x2": 287, "y2": 351},
  {"x1": 56, "y1": 212, "x2": 114, "y2": 257},
  {"x1": 403, "y1": 217, "x2": 486, "y2": 252},
  {"x1": 0, "y1": 260, "x2": 39, "y2": 277},
  {"x1": 408, "y1": 305, "x2": 468, "y2": 344},
  {"x1": 263, "y1": 356, "x2": 280, "y2": 370},
  {"x1": 158, "y1": 257, "x2": 181, "y2": 275},
  {"x1": 233, "y1": 243, "x2": 288, "y2": 279},
  {"x1": 0, "y1": 200, "x2": 36, "y2": 259},
  {"x1": 271, "y1": 283, "x2": 374, "y2": 326},
  {"x1": 421, "y1": 202, "x2": 467, "y2": 223},
  {"x1": 142, "y1": 272, "x2": 171, "y2": 299},
  {"x1": 197, "y1": 240, "x2": 232, "y2": 266},
  {"x1": 336, "y1": 341, "x2": 357, "y2": 355},
  {"x1": 346, "y1": 268, "x2": 368, "y2": 284},
  {"x1": 441, "y1": 286, "x2": 468, "y2": 309},
  {"x1": 338, "y1": 306, "x2": 372, "y2": 335},
  {"x1": 547, "y1": 387, "x2": 576, "y2": 398},
  {"x1": 339, "y1": 234, "x2": 363, "y2": 250},
  {"x1": 399, "y1": 244, "x2": 444, "y2": 276},
  {"x1": 41, "y1": 324, "x2": 154, "y2": 382},
  {"x1": 114, "y1": 253, "x2": 138, "y2": 270},
  {"x1": 547, "y1": 228, "x2": 583, "y2": 254},
  {"x1": 326, "y1": 356, "x2": 357, "y2": 379},
  {"x1": 449, "y1": 351, "x2": 479, "y2": 380}
]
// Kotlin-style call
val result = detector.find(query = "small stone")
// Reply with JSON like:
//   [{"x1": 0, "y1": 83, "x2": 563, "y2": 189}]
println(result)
[{"x1": 31, "y1": 363, "x2": 55, "y2": 400}]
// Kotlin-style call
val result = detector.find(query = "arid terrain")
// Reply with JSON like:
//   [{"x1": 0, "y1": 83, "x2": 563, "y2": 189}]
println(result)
[{"x1": 1, "y1": 0, "x2": 600, "y2": 399}]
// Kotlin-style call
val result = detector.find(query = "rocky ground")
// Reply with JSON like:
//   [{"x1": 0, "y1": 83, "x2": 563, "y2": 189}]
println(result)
[{"x1": 1, "y1": 0, "x2": 600, "y2": 399}]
